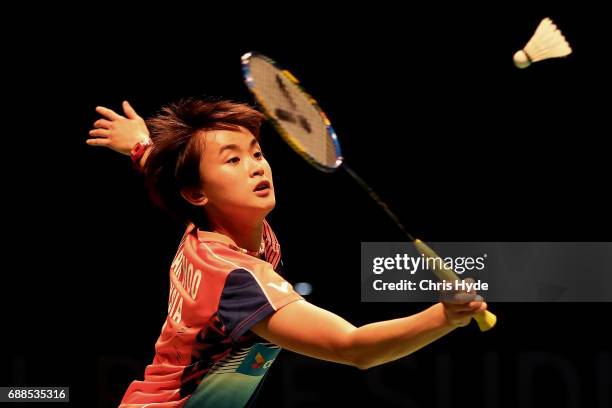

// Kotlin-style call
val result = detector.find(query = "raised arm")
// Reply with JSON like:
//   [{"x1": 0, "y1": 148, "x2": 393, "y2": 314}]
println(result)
[
  {"x1": 251, "y1": 297, "x2": 486, "y2": 370},
  {"x1": 87, "y1": 101, "x2": 152, "y2": 168}
]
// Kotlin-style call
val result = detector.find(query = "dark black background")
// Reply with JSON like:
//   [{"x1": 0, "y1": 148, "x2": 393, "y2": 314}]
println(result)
[{"x1": 2, "y1": 2, "x2": 610, "y2": 407}]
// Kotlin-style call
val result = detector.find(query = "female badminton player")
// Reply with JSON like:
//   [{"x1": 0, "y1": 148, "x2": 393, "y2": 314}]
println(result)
[{"x1": 87, "y1": 99, "x2": 487, "y2": 407}]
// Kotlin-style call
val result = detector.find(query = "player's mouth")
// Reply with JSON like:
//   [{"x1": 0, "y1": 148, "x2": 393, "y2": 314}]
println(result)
[{"x1": 253, "y1": 180, "x2": 271, "y2": 196}]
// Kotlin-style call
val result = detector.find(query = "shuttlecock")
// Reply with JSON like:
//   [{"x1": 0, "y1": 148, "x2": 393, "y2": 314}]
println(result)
[{"x1": 513, "y1": 17, "x2": 572, "y2": 69}]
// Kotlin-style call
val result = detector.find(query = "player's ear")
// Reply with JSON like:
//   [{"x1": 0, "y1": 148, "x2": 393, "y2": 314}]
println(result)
[{"x1": 180, "y1": 186, "x2": 208, "y2": 207}]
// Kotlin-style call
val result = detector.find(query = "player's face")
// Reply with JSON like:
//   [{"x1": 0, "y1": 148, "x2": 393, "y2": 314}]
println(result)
[{"x1": 199, "y1": 127, "x2": 275, "y2": 221}]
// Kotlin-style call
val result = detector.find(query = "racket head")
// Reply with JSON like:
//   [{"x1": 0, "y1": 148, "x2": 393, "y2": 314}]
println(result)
[{"x1": 241, "y1": 51, "x2": 343, "y2": 172}]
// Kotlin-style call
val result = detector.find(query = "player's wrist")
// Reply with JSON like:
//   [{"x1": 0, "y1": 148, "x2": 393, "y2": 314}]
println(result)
[
  {"x1": 130, "y1": 137, "x2": 153, "y2": 170},
  {"x1": 428, "y1": 303, "x2": 452, "y2": 329}
]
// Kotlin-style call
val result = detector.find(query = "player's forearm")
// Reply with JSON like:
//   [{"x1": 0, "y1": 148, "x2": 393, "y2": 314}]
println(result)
[{"x1": 347, "y1": 303, "x2": 454, "y2": 370}]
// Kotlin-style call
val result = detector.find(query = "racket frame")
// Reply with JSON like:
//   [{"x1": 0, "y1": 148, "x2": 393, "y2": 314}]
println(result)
[{"x1": 241, "y1": 51, "x2": 344, "y2": 173}]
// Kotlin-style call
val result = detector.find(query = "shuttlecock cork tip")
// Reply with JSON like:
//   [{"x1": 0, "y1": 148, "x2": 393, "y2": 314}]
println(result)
[{"x1": 513, "y1": 50, "x2": 531, "y2": 69}]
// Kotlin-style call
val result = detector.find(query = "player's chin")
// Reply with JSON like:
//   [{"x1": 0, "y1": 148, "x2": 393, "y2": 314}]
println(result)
[
  {"x1": 267, "y1": 191, "x2": 276, "y2": 206},
  {"x1": 251, "y1": 194, "x2": 276, "y2": 212}
]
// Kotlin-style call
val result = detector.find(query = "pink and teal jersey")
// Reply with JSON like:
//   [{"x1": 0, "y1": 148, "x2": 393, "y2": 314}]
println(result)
[{"x1": 120, "y1": 221, "x2": 303, "y2": 407}]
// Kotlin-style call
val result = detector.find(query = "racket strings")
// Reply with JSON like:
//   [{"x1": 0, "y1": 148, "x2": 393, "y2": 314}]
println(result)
[{"x1": 248, "y1": 57, "x2": 338, "y2": 168}]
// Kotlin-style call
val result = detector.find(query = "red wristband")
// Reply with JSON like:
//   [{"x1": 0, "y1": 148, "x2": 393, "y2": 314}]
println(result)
[{"x1": 130, "y1": 138, "x2": 153, "y2": 165}]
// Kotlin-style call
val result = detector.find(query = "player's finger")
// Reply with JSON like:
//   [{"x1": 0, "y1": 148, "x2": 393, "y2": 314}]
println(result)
[
  {"x1": 450, "y1": 302, "x2": 482, "y2": 312},
  {"x1": 442, "y1": 291, "x2": 477, "y2": 304},
  {"x1": 94, "y1": 119, "x2": 113, "y2": 129},
  {"x1": 454, "y1": 301, "x2": 486, "y2": 314},
  {"x1": 476, "y1": 302, "x2": 488, "y2": 313},
  {"x1": 89, "y1": 128, "x2": 110, "y2": 137},
  {"x1": 122, "y1": 100, "x2": 141, "y2": 120},
  {"x1": 95, "y1": 106, "x2": 122, "y2": 120},
  {"x1": 86, "y1": 138, "x2": 111, "y2": 146}
]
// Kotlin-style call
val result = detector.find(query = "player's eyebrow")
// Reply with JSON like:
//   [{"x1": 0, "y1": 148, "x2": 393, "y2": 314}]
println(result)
[{"x1": 218, "y1": 138, "x2": 259, "y2": 155}]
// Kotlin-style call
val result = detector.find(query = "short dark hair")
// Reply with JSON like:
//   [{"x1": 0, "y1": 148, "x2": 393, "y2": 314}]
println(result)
[{"x1": 143, "y1": 98, "x2": 265, "y2": 228}]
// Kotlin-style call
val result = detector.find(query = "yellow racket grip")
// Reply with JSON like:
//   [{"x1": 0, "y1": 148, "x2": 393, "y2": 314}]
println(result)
[
  {"x1": 414, "y1": 239, "x2": 497, "y2": 332},
  {"x1": 474, "y1": 310, "x2": 497, "y2": 331}
]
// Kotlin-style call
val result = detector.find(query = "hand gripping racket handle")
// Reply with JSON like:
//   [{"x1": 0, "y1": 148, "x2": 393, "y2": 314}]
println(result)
[{"x1": 413, "y1": 239, "x2": 497, "y2": 331}]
